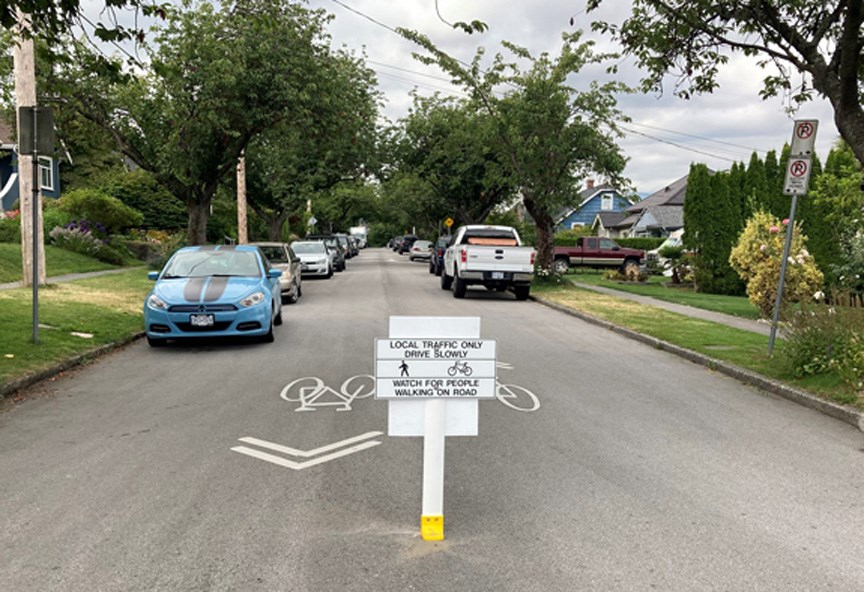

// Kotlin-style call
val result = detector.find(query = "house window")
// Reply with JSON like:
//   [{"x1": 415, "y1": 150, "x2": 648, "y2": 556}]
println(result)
[
  {"x1": 601, "y1": 193, "x2": 614, "y2": 211},
  {"x1": 38, "y1": 157, "x2": 54, "y2": 192}
]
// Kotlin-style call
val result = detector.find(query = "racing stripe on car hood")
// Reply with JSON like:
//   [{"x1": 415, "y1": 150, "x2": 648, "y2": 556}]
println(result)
[
  {"x1": 184, "y1": 277, "x2": 207, "y2": 301},
  {"x1": 203, "y1": 276, "x2": 229, "y2": 302}
]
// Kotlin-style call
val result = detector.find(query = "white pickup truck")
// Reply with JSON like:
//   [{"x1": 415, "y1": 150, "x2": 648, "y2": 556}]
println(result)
[{"x1": 441, "y1": 225, "x2": 536, "y2": 300}]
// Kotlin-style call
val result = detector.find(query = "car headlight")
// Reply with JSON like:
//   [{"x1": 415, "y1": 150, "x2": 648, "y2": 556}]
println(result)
[
  {"x1": 147, "y1": 294, "x2": 167, "y2": 310},
  {"x1": 240, "y1": 292, "x2": 266, "y2": 308}
]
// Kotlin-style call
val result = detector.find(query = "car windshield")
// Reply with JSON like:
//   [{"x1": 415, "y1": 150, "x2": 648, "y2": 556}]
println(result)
[
  {"x1": 258, "y1": 246, "x2": 287, "y2": 263},
  {"x1": 162, "y1": 250, "x2": 261, "y2": 278},
  {"x1": 291, "y1": 242, "x2": 326, "y2": 254}
]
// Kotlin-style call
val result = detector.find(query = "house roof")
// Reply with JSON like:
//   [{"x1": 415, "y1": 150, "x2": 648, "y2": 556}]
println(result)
[
  {"x1": 554, "y1": 182, "x2": 625, "y2": 223},
  {"x1": 609, "y1": 212, "x2": 640, "y2": 229},
  {"x1": 594, "y1": 211, "x2": 629, "y2": 228},
  {"x1": 627, "y1": 174, "x2": 689, "y2": 212},
  {"x1": 641, "y1": 205, "x2": 684, "y2": 231}
]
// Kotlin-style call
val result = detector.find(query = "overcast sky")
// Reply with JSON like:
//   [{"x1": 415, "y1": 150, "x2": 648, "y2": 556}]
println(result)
[{"x1": 307, "y1": 0, "x2": 841, "y2": 195}]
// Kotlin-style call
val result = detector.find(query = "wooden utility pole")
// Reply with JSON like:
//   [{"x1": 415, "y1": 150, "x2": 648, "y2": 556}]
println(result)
[
  {"x1": 236, "y1": 152, "x2": 248, "y2": 244},
  {"x1": 13, "y1": 10, "x2": 45, "y2": 287}
]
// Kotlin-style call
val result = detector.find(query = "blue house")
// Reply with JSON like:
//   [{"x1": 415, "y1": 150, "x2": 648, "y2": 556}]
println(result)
[
  {"x1": 0, "y1": 119, "x2": 61, "y2": 211},
  {"x1": 554, "y1": 180, "x2": 635, "y2": 231}
]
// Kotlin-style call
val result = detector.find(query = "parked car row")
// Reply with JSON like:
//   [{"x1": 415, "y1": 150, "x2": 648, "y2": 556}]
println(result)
[{"x1": 143, "y1": 236, "x2": 359, "y2": 347}]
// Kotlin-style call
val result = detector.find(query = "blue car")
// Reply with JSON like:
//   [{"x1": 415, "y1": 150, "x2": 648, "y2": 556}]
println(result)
[{"x1": 144, "y1": 245, "x2": 283, "y2": 347}]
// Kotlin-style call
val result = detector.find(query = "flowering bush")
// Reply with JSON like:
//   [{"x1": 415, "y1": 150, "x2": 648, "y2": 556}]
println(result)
[
  {"x1": 535, "y1": 265, "x2": 566, "y2": 285},
  {"x1": 729, "y1": 210, "x2": 824, "y2": 318},
  {"x1": 49, "y1": 225, "x2": 103, "y2": 257},
  {"x1": 784, "y1": 297, "x2": 864, "y2": 403},
  {"x1": 0, "y1": 209, "x2": 21, "y2": 242}
]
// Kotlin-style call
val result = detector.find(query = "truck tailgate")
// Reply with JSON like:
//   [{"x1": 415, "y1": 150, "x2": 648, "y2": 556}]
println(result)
[{"x1": 461, "y1": 246, "x2": 535, "y2": 272}]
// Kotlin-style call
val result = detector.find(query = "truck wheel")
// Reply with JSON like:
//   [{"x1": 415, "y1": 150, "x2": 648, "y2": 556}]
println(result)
[
  {"x1": 452, "y1": 273, "x2": 467, "y2": 298},
  {"x1": 622, "y1": 259, "x2": 640, "y2": 276},
  {"x1": 513, "y1": 285, "x2": 530, "y2": 301},
  {"x1": 553, "y1": 258, "x2": 569, "y2": 274},
  {"x1": 441, "y1": 271, "x2": 453, "y2": 290}
]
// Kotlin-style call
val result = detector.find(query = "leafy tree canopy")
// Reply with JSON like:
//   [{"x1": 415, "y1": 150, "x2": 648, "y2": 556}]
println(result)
[{"x1": 588, "y1": 0, "x2": 864, "y2": 165}]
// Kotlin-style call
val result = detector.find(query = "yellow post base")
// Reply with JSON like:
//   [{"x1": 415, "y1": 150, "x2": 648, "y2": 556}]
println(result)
[{"x1": 421, "y1": 515, "x2": 444, "y2": 541}]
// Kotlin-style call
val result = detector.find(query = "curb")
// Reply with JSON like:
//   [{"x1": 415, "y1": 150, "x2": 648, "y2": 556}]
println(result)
[
  {"x1": 0, "y1": 332, "x2": 145, "y2": 399},
  {"x1": 532, "y1": 295, "x2": 864, "y2": 433}
]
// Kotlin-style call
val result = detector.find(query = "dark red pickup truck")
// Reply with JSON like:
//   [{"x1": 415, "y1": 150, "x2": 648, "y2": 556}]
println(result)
[{"x1": 553, "y1": 237, "x2": 645, "y2": 274}]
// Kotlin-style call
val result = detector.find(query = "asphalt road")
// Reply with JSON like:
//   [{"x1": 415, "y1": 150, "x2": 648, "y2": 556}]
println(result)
[{"x1": 1, "y1": 248, "x2": 863, "y2": 591}]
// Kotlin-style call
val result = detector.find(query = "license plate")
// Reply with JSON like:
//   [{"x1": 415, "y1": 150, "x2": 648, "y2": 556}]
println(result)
[
  {"x1": 491, "y1": 271, "x2": 504, "y2": 280},
  {"x1": 190, "y1": 314, "x2": 214, "y2": 327}
]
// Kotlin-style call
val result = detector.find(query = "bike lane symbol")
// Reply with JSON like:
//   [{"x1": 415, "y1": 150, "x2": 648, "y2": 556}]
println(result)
[{"x1": 279, "y1": 375, "x2": 375, "y2": 412}]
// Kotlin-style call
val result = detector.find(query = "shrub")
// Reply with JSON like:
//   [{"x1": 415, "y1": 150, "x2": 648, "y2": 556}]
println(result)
[
  {"x1": 56, "y1": 188, "x2": 144, "y2": 234},
  {"x1": 49, "y1": 225, "x2": 102, "y2": 258},
  {"x1": 42, "y1": 201, "x2": 72, "y2": 236},
  {"x1": 553, "y1": 227, "x2": 594, "y2": 246},
  {"x1": 783, "y1": 297, "x2": 864, "y2": 399},
  {"x1": 99, "y1": 170, "x2": 187, "y2": 231},
  {"x1": 0, "y1": 209, "x2": 21, "y2": 242},
  {"x1": 729, "y1": 210, "x2": 824, "y2": 318}
]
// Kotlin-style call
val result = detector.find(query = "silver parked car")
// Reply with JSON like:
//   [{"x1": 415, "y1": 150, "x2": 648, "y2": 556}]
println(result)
[
  {"x1": 251, "y1": 242, "x2": 303, "y2": 304},
  {"x1": 291, "y1": 240, "x2": 334, "y2": 279},
  {"x1": 408, "y1": 239, "x2": 433, "y2": 261}
]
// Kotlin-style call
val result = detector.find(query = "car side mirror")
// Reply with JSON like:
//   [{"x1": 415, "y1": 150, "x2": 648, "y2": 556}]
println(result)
[
  {"x1": 148, "y1": 271, "x2": 159, "y2": 281},
  {"x1": 268, "y1": 269, "x2": 283, "y2": 279}
]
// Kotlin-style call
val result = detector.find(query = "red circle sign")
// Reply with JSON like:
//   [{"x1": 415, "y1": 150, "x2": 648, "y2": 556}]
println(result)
[
  {"x1": 790, "y1": 160, "x2": 808, "y2": 177},
  {"x1": 796, "y1": 122, "x2": 815, "y2": 140}
]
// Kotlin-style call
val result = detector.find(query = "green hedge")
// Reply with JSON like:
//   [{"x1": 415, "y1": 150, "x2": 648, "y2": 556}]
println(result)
[{"x1": 616, "y1": 237, "x2": 665, "y2": 251}]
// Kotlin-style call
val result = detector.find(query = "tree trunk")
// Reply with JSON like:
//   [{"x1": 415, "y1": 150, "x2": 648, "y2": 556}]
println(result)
[
  {"x1": 187, "y1": 200, "x2": 210, "y2": 245},
  {"x1": 267, "y1": 213, "x2": 288, "y2": 241},
  {"x1": 523, "y1": 195, "x2": 554, "y2": 272}
]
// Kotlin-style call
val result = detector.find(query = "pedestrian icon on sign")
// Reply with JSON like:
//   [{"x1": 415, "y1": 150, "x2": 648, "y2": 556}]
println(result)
[{"x1": 399, "y1": 360, "x2": 409, "y2": 377}]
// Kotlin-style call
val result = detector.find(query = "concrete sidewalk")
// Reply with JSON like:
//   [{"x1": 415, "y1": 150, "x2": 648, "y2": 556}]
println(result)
[
  {"x1": 569, "y1": 280, "x2": 774, "y2": 336},
  {"x1": 0, "y1": 267, "x2": 145, "y2": 291}
]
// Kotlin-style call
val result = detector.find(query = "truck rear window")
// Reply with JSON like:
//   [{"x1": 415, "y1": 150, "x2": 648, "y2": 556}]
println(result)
[
  {"x1": 461, "y1": 229, "x2": 519, "y2": 246},
  {"x1": 465, "y1": 237, "x2": 518, "y2": 246}
]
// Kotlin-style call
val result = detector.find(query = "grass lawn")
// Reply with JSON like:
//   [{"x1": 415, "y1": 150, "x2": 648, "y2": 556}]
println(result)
[
  {"x1": 0, "y1": 243, "x2": 119, "y2": 283},
  {"x1": 565, "y1": 268, "x2": 761, "y2": 320},
  {"x1": 533, "y1": 282, "x2": 861, "y2": 411},
  {"x1": 0, "y1": 269, "x2": 151, "y2": 385}
]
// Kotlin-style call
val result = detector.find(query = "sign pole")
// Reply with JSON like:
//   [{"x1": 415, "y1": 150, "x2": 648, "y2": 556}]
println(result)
[
  {"x1": 767, "y1": 194, "x2": 799, "y2": 355},
  {"x1": 421, "y1": 398, "x2": 446, "y2": 540},
  {"x1": 770, "y1": 119, "x2": 818, "y2": 355},
  {"x1": 31, "y1": 106, "x2": 39, "y2": 344}
]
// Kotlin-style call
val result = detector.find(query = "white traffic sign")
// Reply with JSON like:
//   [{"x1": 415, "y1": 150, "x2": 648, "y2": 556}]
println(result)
[
  {"x1": 783, "y1": 156, "x2": 812, "y2": 196},
  {"x1": 789, "y1": 119, "x2": 818, "y2": 156},
  {"x1": 375, "y1": 338, "x2": 497, "y2": 399}
]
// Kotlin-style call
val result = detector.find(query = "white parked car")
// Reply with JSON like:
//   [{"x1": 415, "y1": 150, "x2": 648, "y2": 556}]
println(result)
[{"x1": 290, "y1": 240, "x2": 333, "y2": 279}]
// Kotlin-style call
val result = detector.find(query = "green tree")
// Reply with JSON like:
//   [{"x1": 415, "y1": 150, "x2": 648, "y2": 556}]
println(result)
[
  {"x1": 588, "y1": 1, "x2": 864, "y2": 166},
  {"x1": 242, "y1": 49, "x2": 380, "y2": 241},
  {"x1": 399, "y1": 29, "x2": 627, "y2": 270},
  {"x1": 41, "y1": 0, "x2": 334, "y2": 244},
  {"x1": 393, "y1": 94, "x2": 514, "y2": 226}
]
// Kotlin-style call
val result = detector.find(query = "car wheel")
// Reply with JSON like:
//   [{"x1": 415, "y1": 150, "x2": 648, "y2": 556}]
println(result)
[
  {"x1": 435, "y1": 265, "x2": 442, "y2": 277},
  {"x1": 274, "y1": 305, "x2": 283, "y2": 326},
  {"x1": 441, "y1": 270, "x2": 453, "y2": 290},
  {"x1": 326, "y1": 265, "x2": 333, "y2": 278},
  {"x1": 262, "y1": 320, "x2": 275, "y2": 342},
  {"x1": 553, "y1": 258, "x2": 569, "y2": 274},
  {"x1": 428, "y1": 261, "x2": 435, "y2": 274},
  {"x1": 147, "y1": 335, "x2": 166, "y2": 348},
  {"x1": 452, "y1": 273, "x2": 467, "y2": 298},
  {"x1": 287, "y1": 286, "x2": 299, "y2": 304},
  {"x1": 513, "y1": 285, "x2": 531, "y2": 301}
]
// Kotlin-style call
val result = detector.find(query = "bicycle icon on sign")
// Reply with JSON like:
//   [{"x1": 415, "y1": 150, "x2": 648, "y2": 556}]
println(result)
[{"x1": 447, "y1": 361, "x2": 473, "y2": 377}]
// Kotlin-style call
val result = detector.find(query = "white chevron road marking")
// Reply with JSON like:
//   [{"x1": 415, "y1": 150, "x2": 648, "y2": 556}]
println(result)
[{"x1": 231, "y1": 432, "x2": 383, "y2": 470}]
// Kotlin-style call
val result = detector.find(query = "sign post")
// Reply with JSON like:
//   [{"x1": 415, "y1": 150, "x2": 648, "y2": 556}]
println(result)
[
  {"x1": 769, "y1": 120, "x2": 818, "y2": 355},
  {"x1": 375, "y1": 317, "x2": 496, "y2": 541}
]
